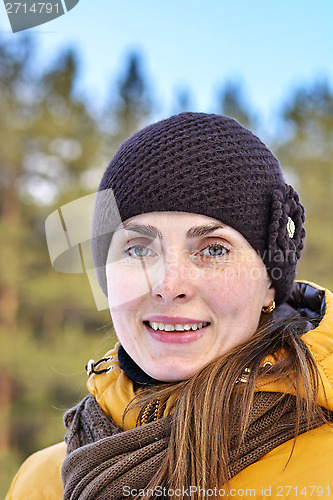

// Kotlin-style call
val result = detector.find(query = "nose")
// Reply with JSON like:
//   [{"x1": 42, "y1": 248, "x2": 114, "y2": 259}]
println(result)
[{"x1": 151, "y1": 251, "x2": 195, "y2": 303}]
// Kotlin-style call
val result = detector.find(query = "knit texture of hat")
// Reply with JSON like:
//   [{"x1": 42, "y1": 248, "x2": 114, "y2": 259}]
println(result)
[{"x1": 92, "y1": 112, "x2": 305, "y2": 305}]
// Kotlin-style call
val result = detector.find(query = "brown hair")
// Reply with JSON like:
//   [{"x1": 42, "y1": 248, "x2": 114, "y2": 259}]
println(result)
[{"x1": 125, "y1": 313, "x2": 330, "y2": 499}]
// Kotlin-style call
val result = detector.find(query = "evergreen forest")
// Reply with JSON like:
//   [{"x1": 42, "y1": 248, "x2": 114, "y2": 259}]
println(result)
[{"x1": 1, "y1": 35, "x2": 333, "y2": 495}]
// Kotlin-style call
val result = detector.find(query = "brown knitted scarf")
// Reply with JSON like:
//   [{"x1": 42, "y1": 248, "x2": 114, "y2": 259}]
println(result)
[{"x1": 61, "y1": 392, "x2": 324, "y2": 499}]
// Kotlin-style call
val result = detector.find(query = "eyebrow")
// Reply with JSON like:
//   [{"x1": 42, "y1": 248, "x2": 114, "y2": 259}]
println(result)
[{"x1": 121, "y1": 221, "x2": 225, "y2": 239}]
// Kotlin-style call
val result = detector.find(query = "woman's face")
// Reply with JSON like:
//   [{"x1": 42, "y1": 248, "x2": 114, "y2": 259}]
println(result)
[{"x1": 106, "y1": 212, "x2": 275, "y2": 382}]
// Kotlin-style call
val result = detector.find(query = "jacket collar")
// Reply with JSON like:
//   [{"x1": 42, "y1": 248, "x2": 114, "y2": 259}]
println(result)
[{"x1": 256, "y1": 281, "x2": 333, "y2": 411}]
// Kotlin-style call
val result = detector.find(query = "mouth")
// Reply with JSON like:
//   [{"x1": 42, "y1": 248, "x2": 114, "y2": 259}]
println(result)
[
  {"x1": 143, "y1": 320, "x2": 211, "y2": 344},
  {"x1": 143, "y1": 320, "x2": 211, "y2": 332}
]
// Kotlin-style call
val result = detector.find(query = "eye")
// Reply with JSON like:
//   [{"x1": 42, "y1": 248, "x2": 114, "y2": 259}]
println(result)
[
  {"x1": 199, "y1": 243, "x2": 230, "y2": 257},
  {"x1": 126, "y1": 244, "x2": 156, "y2": 258}
]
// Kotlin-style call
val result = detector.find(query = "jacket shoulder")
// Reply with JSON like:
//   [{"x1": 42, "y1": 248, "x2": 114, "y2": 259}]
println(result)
[
  {"x1": 300, "y1": 285, "x2": 333, "y2": 409},
  {"x1": 6, "y1": 442, "x2": 66, "y2": 500},
  {"x1": 229, "y1": 424, "x2": 333, "y2": 498}
]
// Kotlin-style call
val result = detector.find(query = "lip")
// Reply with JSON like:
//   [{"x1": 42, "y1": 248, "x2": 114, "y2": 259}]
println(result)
[
  {"x1": 144, "y1": 322, "x2": 209, "y2": 344},
  {"x1": 144, "y1": 315, "x2": 208, "y2": 324}
]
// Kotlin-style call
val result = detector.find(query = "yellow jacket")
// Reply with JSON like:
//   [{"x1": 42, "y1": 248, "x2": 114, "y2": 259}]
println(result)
[{"x1": 6, "y1": 281, "x2": 333, "y2": 499}]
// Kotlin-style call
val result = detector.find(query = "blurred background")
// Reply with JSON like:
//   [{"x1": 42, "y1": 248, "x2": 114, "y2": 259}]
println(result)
[{"x1": 1, "y1": 0, "x2": 332, "y2": 494}]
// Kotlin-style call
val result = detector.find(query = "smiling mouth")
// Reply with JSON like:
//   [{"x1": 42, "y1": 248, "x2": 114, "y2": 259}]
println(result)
[{"x1": 143, "y1": 321, "x2": 211, "y2": 332}]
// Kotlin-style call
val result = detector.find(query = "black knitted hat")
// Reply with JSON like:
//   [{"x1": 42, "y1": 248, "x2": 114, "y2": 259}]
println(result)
[{"x1": 92, "y1": 112, "x2": 305, "y2": 305}]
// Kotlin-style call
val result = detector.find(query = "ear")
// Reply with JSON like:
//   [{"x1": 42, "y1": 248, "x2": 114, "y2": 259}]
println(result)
[{"x1": 263, "y1": 283, "x2": 276, "y2": 308}]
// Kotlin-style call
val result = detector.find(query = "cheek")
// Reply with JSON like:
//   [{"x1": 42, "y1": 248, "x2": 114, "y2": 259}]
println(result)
[
  {"x1": 201, "y1": 265, "x2": 266, "y2": 315},
  {"x1": 109, "y1": 305, "x2": 140, "y2": 347},
  {"x1": 110, "y1": 310, "x2": 139, "y2": 359},
  {"x1": 110, "y1": 310, "x2": 131, "y2": 337},
  {"x1": 106, "y1": 264, "x2": 152, "y2": 308},
  {"x1": 201, "y1": 268, "x2": 244, "y2": 313}
]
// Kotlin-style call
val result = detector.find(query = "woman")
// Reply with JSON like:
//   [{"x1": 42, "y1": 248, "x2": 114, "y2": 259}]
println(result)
[{"x1": 7, "y1": 112, "x2": 333, "y2": 499}]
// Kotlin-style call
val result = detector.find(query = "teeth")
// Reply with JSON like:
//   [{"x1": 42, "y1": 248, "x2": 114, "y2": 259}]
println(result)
[
  {"x1": 165, "y1": 324, "x2": 174, "y2": 331},
  {"x1": 147, "y1": 321, "x2": 209, "y2": 332}
]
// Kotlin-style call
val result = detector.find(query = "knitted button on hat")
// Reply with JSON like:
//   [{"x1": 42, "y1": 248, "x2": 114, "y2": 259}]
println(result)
[{"x1": 92, "y1": 112, "x2": 305, "y2": 305}]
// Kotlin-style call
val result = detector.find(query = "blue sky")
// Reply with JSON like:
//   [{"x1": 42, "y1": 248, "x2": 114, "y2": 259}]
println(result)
[{"x1": 1, "y1": 0, "x2": 332, "y2": 125}]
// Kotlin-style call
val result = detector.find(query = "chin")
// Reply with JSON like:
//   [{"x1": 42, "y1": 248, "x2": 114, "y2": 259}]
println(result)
[{"x1": 145, "y1": 363, "x2": 197, "y2": 383}]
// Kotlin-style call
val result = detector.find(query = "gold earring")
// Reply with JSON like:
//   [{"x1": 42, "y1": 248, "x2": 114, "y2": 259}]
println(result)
[{"x1": 262, "y1": 300, "x2": 275, "y2": 313}]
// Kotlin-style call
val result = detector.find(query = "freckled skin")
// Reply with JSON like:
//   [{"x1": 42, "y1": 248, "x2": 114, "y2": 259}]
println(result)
[{"x1": 106, "y1": 212, "x2": 275, "y2": 382}]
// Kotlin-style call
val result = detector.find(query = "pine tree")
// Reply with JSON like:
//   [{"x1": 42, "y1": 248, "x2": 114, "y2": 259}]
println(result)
[
  {"x1": 217, "y1": 80, "x2": 256, "y2": 129},
  {"x1": 275, "y1": 80, "x2": 333, "y2": 289},
  {"x1": 103, "y1": 52, "x2": 153, "y2": 151},
  {"x1": 0, "y1": 37, "x2": 107, "y2": 495}
]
